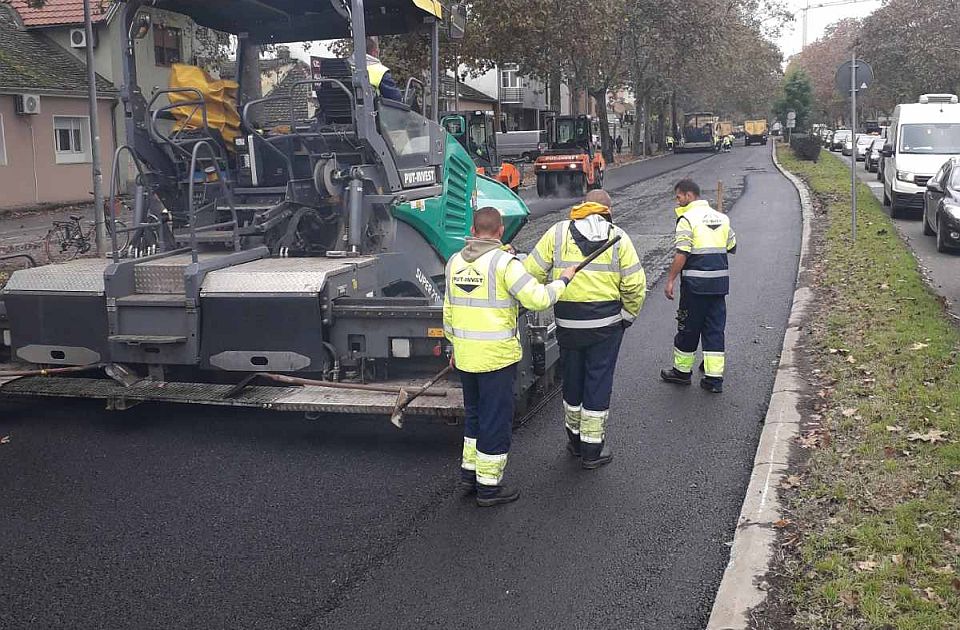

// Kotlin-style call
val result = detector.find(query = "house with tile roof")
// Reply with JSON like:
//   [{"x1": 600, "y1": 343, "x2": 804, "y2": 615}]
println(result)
[
  {"x1": 0, "y1": 5, "x2": 117, "y2": 208},
  {"x1": 2, "y1": 0, "x2": 219, "y2": 195}
]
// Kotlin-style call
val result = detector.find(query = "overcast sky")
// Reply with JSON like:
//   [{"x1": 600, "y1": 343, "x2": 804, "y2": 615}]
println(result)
[{"x1": 776, "y1": 0, "x2": 881, "y2": 60}]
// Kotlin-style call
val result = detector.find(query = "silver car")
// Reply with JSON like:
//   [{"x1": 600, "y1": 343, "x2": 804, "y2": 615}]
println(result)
[{"x1": 855, "y1": 134, "x2": 874, "y2": 161}]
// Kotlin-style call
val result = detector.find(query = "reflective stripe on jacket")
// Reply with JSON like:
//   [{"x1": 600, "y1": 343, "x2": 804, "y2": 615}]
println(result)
[
  {"x1": 674, "y1": 199, "x2": 736, "y2": 295},
  {"x1": 443, "y1": 247, "x2": 567, "y2": 373},
  {"x1": 524, "y1": 220, "x2": 646, "y2": 330}
]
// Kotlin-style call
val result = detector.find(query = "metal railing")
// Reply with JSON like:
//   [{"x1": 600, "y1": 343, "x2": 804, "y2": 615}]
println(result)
[
  {"x1": 186, "y1": 140, "x2": 241, "y2": 263},
  {"x1": 499, "y1": 86, "x2": 524, "y2": 103}
]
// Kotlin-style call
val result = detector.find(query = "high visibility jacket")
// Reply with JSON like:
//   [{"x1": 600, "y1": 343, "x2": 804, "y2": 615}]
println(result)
[
  {"x1": 524, "y1": 220, "x2": 646, "y2": 331},
  {"x1": 675, "y1": 199, "x2": 736, "y2": 295},
  {"x1": 368, "y1": 62, "x2": 389, "y2": 92},
  {"x1": 444, "y1": 244, "x2": 568, "y2": 373}
]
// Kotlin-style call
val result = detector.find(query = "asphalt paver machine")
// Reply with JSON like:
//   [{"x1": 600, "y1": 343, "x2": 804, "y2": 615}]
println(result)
[{"x1": 0, "y1": 0, "x2": 560, "y2": 421}]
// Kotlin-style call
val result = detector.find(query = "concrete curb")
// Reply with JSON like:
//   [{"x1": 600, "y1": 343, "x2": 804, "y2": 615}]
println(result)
[{"x1": 706, "y1": 141, "x2": 814, "y2": 630}]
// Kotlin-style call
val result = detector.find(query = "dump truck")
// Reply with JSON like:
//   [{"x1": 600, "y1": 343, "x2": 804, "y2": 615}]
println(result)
[
  {"x1": 744, "y1": 120, "x2": 768, "y2": 146},
  {"x1": 534, "y1": 114, "x2": 605, "y2": 197},
  {"x1": 440, "y1": 110, "x2": 522, "y2": 192},
  {"x1": 0, "y1": 0, "x2": 561, "y2": 422}
]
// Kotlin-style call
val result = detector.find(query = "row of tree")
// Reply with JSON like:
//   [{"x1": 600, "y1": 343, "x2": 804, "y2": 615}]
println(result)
[
  {"x1": 377, "y1": 0, "x2": 787, "y2": 158},
  {"x1": 784, "y1": 0, "x2": 960, "y2": 127}
]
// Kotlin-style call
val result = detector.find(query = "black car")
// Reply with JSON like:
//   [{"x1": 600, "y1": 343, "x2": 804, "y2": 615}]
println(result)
[
  {"x1": 922, "y1": 157, "x2": 960, "y2": 253},
  {"x1": 865, "y1": 137, "x2": 885, "y2": 172}
]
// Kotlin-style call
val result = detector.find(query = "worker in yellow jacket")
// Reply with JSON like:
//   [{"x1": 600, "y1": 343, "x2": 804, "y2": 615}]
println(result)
[
  {"x1": 445, "y1": 207, "x2": 577, "y2": 507},
  {"x1": 524, "y1": 190, "x2": 647, "y2": 468}
]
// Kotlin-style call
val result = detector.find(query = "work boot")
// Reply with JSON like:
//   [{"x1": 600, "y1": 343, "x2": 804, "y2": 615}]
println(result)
[
  {"x1": 581, "y1": 442, "x2": 614, "y2": 470},
  {"x1": 458, "y1": 468, "x2": 477, "y2": 492},
  {"x1": 476, "y1": 484, "x2": 521, "y2": 507},
  {"x1": 660, "y1": 367, "x2": 692, "y2": 385},
  {"x1": 566, "y1": 428, "x2": 581, "y2": 457},
  {"x1": 700, "y1": 377, "x2": 723, "y2": 394}
]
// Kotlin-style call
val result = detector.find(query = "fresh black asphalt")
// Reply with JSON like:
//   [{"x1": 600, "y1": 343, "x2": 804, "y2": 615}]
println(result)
[{"x1": 0, "y1": 144, "x2": 801, "y2": 629}]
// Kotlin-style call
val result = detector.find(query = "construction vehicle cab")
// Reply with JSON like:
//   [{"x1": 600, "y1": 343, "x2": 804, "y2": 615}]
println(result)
[
  {"x1": 534, "y1": 114, "x2": 605, "y2": 197},
  {"x1": 0, "y1": 0, "x2": 559, "y2": 420},
  {"x1": 441, "y1": 110, "x2": 521, "y2": 191}
]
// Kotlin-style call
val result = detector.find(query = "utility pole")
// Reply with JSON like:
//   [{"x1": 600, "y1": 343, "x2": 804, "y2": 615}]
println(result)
[
  {"x1": 850, "y1": 49, "x2": 858, "y2": 242},
  {"x1": 82, "y1": 0, "x2": 106, "y2": 254}
]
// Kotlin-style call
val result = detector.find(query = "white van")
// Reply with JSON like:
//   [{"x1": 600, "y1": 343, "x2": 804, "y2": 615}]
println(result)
[{"x1": 883, "y1": 94, "x2": 960, "y2": 218}]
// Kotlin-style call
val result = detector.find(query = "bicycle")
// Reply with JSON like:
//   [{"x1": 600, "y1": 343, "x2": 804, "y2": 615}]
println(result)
[{"x1": 44, "y1": 198, "x2": 131, "y2": 263}]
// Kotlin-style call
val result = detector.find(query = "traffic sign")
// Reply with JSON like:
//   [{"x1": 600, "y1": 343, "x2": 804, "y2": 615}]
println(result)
[
  {"x1": 786, "y1": 119, "x2": 796, "y2": 129},
  {"x1": 835, "y1": 59, "x2": 874, "y2": 94}
]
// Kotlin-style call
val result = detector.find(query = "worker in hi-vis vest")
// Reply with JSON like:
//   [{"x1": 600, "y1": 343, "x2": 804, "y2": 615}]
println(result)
[
  {"x1": 524, "y1": 190, "x2": 647, "y2": 469},
  {"x1": 445, "y1": 207, "x2": 578, "y2": 507},
  {"x1": 661, "y1": 178, "x2": 737, "y2": 393},
  {"x1": 364, "y1": 37, "x2": 402, "y2": 101}
]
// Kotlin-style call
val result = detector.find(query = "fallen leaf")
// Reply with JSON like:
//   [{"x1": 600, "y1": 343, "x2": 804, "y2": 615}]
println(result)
[
  {"x1": 911, "y1": 342, "x2": 929, "y2": 351},
  {"x1": 846, "y1": 356, "x2": 856, "y2": 364},
  {"x1": 891, "y1": 554, "x2": 903, "y2": 565},
  {"x1": 0, "y1": 435, "x2": 9, "y2": 444},
  {"x1": 907, "y1": 430, "x2": 949, "y2": 444},
  {"x1": 952, "y1": 578, "x2": 960, "y2": 593},
  {"x1": 923, "y1": 587, "x2": 945, "y2": 605},
  {"x1": 780, "y1": 475, "x2": 801, "y2": 489},
  {"x1": 842, "y1": 408, "x2": 858, "y2": 417},
  {"x1": 933, "y1": 565, "x2": 956, "y2": 575},
  {"x1": 773, "y1": 518, "x2": 793, "y2": 529},
  {"x1": 886, "y1": 425, "x2": 903, "y2": 433},
  {"x1": 839, "y1": 590, "x2": 860, "y2": 608},
  {"x1": 884, "y1": 446, "x2": 897, "y2": 458},
  {"x1": 855, "y1": 560, "x2": 879, "y2": 572}
]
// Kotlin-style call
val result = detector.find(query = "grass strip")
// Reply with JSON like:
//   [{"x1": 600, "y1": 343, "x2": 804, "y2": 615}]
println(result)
[{"x1": 775, "y1": 146, "x2": 960, "y2": 629}]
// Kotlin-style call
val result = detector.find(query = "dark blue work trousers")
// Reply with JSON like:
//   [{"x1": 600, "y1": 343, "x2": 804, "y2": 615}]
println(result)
[
  {"x1": 561, "y1": 327, "x2": 624, "y2": 412},
  {"x1": 460, "y1": 362, "x2": 517, "y2": 456},
  {"x1": 675, "y1": 290, "x2": 727, "y2": 380}
]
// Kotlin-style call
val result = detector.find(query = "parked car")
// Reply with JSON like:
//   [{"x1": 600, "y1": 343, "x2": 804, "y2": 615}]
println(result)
[
  {"x1": 841, "y1": 134, "x2": 855, "y2": 156},
  {"x1": 922, "y1": 156, "x2": 960, "y2": 252},
  {"x1": 866, "y1": 136, "x2": 885, "y2": 172},
  {"x1": 855, "y1": 134, "x2": 874, "y2": 161},
  {"x1": 831, "y1": 129, "x2": 851, "y2": 151},
  {"x1": 883, "y1": 93, "x2": 960, "y2": 219}
]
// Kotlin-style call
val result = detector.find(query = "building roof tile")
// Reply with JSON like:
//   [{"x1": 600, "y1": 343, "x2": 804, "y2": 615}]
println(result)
[
  {"x1": 0, "y1": 7, "x2": 115, "y2": 94},
  {"x1": 2, "y1": 0, "x2": 113, "y2": 28}
]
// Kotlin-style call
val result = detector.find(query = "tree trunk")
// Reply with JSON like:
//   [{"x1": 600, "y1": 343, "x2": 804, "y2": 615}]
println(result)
[
  {"x1": 632, "y1": 76, "x2": 644, "y2": 157},
  {"x1": 671, "y1": 90, "x2": 678, "y2": 146},
  {"x1": 549, "y1": 70, "x2": 562, "y2": 115},
  {"x1": 591, "y1": 88, "x2": 614, "y2": 163},
  {"x1": 641, "y1": 95, "x2": 651, "y2": 156}
]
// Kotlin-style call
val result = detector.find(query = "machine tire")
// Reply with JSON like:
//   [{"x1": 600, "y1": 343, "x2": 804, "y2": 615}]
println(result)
[
  {"x1": 569, "y1": 173, "x2": 586, "y2": 197},
  {"x1": 536, "y1": 174, "x2": 547, "y2": 198},
  {"x1": 937, "y1": 215, "x2": 951, "y2": 253},
  {"x1": 745, "y1": 139, "x2": 750, "y2": 147}
]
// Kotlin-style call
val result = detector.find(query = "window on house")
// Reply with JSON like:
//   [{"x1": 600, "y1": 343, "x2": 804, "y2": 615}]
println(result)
[
  {"x1": 53, "y1": 116, "x2": 91, "y2": 164},
  {"x1": 154, "y1": 25, "x2": 182, "y2": 66},
  {"x1": 500, "y1": 64, "x2": 520, "y2": 89},
  {"x1": 0, "y1": 114, "x2": 7, "y2": 166}
]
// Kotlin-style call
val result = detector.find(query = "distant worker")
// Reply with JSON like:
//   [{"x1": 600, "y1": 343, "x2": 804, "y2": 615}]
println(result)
[
  {"x1": 660, "y1": 179, "x2": 736, "y2": 393},
  {"x1": 363, "y1": 37, "x2": 403, "y2": 101},
  {"x1": 721, "y1": 134, "x2": 732, "y2": 153},
  {"x1": 445, "y1": 207, "x2": 577, "y2": 507},
  {"x1": 525, "y1": 190, "x2": 646, "y2": 468},
  {"x1": 666, "y1": 134, "x2": 675, "y2": 151},
  {"x1": 615, "y1": 134, "x2": 624, "y2": 154}
]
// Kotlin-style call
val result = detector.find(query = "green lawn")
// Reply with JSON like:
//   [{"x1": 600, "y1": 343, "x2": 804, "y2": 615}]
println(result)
[{"x1": 777, "y1": 146, "x2": 960, "y2": 628}]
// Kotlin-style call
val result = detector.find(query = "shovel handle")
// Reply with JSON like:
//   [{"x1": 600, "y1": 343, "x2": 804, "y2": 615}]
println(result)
[{"x1": 574, "y1": 234, "x2": 622, "y2": 272}]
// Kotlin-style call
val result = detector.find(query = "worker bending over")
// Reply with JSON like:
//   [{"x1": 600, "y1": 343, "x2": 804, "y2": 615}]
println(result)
[
  {"x1": 661, "y1": 179, "x2": 737, "y2": 393},
  {"x1": 525, "y1": 190, "x2": 646, "y2": 468},
  {"x1": 445, "y1": 207, "x2": 577, "y2": 507}
]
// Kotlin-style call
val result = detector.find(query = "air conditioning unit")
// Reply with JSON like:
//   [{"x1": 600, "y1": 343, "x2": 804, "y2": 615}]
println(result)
[
  {"x1": 15, "y1": 94, "x2": 41, "y2": 116},
  {"x1": 69, "y1": 27, "x2": 97, "y2": 48},
  {"x1": 919, "y1": 94, "x2": 958, "y2": 104}
]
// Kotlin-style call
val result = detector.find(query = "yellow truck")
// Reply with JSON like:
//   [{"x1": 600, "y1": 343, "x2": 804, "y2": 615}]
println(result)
[
  {"x1": 744, "y1": 120, "x2": 768, "y2": 146},
  {"x1": 717, "y1": 120, "x2": 734, "y2": 138}
]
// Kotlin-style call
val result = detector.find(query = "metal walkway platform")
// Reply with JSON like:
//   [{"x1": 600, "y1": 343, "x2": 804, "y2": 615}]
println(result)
[{"x1": 0, "y1": 375, "x2": 464, "y2": 419}]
